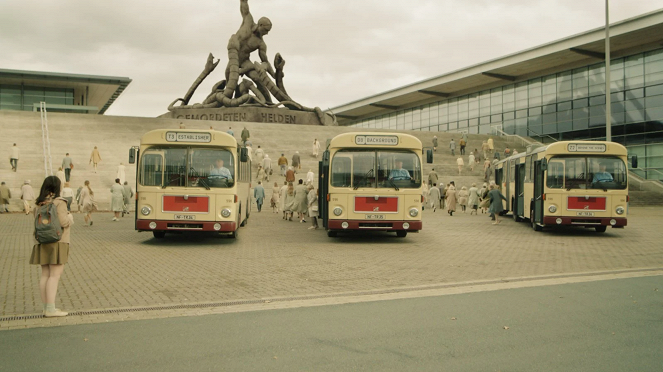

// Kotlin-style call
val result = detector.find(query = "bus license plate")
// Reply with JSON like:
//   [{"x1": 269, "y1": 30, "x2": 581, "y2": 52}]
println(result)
[
  {"x1": 174, "y1": 214, "x2": 196, "y2": 220},
  {"x1": 365, "y1": 214, "x2": 385, "y2": 220},
  {"x1": 576, "y1": 211, "x2": 595, "y2": 217}
]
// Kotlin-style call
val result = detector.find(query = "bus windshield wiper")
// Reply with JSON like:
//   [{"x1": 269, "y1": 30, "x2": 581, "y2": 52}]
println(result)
[
  {"x1": 388, "y1": 178, "x2": 400, "y2": 191},
  {"x1": 353, "y1": 168, "x2": 374, "y2": 190},
  {"x1": 189, "y1": 166, "x2": 211, "y2": 190}
]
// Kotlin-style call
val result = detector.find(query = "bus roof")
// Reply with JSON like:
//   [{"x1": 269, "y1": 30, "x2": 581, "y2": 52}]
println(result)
[
  {"x1": 328, "y1": 132, "x2": 423, "y2": 150},
  {"x1": 140, "y1": 129, "x2": 238, "y2": 147}
]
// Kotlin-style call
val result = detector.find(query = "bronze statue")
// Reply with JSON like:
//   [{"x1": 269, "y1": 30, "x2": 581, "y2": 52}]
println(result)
[{"x1": 169, "y1": 0, "x2": 328, "y2": 124}]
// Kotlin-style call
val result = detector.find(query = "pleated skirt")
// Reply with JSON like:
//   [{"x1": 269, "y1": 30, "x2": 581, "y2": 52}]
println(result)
[{"x1": 30, "y1": 242, "x2": 69, "y2": 265}]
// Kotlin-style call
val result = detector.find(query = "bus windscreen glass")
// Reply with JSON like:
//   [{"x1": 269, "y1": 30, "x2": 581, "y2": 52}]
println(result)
[
  {"x1": 140, "y1": 147, "x2": 235, "y2": 188},
  {"x1": 331, "y1": 150, "x2": 421, "y2": 189},
  {"x1": 546, "y1": 156, "x2": 627, "y2": 190}
]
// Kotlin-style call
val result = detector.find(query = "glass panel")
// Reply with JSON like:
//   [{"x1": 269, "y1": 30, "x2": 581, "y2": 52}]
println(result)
[
  {"x1": 380, "y1": 151, "x2": 421, "y2": 188},
  {"x1": 193, "y1": 148, "x2": 235, "y2": 188},
  {"x1": 550, "y1": 156, "x2": 627, "y2": 190}
]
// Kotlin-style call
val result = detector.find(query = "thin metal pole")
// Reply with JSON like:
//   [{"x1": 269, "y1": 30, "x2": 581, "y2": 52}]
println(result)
[{"x1": 605, "y1": 0, "x2": 612, "y2": 141}]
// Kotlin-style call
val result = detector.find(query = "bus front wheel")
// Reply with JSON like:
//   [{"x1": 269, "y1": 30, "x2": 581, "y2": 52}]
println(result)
[
  {"x1": 327, "y1": 230, "x2": 337, "y2": 237},
  {"x1": 595, "y1": 226, "x2": 607, "y2": 233},
  {"x1": 396, "y1": 231, "x2": 407, "y2": 238},
  {"x1": 530, "y1": 209, "x2": 542, "y2": 231},
  {"x1": 229, "y1": 227, "x2": 239, "y2": 239},
  {"x1": 153, "y1": 231, "x2": 166, "y2": 239}
]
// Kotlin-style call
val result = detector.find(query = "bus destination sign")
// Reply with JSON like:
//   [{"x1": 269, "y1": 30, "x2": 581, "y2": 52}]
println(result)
[
  {"x1": 567, "y1": 143, "x2": 606, "y2": 153},
  {"x1": 166, "y1": 132, "x2": 212, "y2": 143},
  {"x1": 355, "y1": 135, "x2": 399, "y2": 146}
]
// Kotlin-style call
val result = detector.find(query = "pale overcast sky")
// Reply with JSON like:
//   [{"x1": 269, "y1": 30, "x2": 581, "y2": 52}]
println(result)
[{"x1": 1, "y1": 0, "x2": 662, "y2": 117}]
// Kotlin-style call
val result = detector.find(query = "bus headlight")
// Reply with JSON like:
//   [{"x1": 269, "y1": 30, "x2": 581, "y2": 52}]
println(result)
[
  {"x1": 221, "y1": 208, "x2": 232, "y2": 218},
  {"x1": 341, "y1": 222, "x2": 349, "y2": 229},
  {"x1": 615, "y1": 206, "x2": 625, "y2": 215},
  {"x1": 548, "y1": 205, "x2": 557, "y2": 213},
  {"x1": 213, "y1": 223, "x2": 222, "y2": 231},
  {"x1": 403, "y1": 222, "x2": 410, "y2": 229},
  {"x1": 610, "y1": 219, "x2": 617, "y2": 226},
  {"x1": 409, "y1": 208, "x2": 419, "y2": 217},
  {"x1": 141, "y1": 206, "x2": 152, "y2": 216},
  {"x1": 148, "y1": 222, "x2": 157, "y2": 229},
  {"x1": 333, "y1": 207, "x2": 343, "y2": 216}
]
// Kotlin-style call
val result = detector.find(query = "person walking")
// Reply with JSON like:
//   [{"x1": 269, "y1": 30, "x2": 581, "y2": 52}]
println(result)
[
  {"x1": 20, "y1": 180, "x2": 35, "y2": 215},
  {"x1": 80, "y1": 180, "x2": 97, "y2": 226},
  {"x1": 0, "y1": 181, "x2": 11, "y2": 212},
  {"x1": 312, "y1": 139, "x2": 321, "y2": 159},
  {"x1": 279, "y1": 181, "x2": 289, "y2": 219},
  {"x1": 432, "y1": 136, "x2": 438, "y2": 152},
  {"x1": 55, "y1": 168, "x2": 66, "y2": 190},
  {"x1": 468, "y1": 183, "x2": 480, "y2": 215},
  {"x1": 428, "y1": 168, "x2": 439, "y2": 186},
  {"x1": 292, "y1": 151, "x2": 301, "y2": 171},
  {"x1": 487, "y1": 137, "x2": 495, "y2": 154},
  {"x1": 61, "y1": 182, "x2": 74, "y2": 211},
  {"x1": 110, "y1": 178, "x2": 126, "y2": 221},
  {"x1": 278, "y1": 154, "x2": 288, "y2": 176},
  {"x1": 61, "y1": 153, "x2": 74, "y2": 182},
  {"x1": 456, "y1": 157, "x2": 464, "y2": 175},
  {"x1": 285, "y1": 166, "x2": 295, "y2": 183},
  {"x1": 75, "y1": 185, "x2": 83, "y2": 213},
  {"x1": 271, "y1": 182, "x2": 280, "y2": 213},
  {"x1": 262, "y1": 154, "x2": 272, "y2": 181},
  {"x1": 255, "y1": 146, "x2": 264, "y2": 161},
  {"x1": 256, "y1": 165, "x2": 267, "y2": 183},
  {"x1": 307, "y1": 185, "x2": 319, "y2": 229},
  {"x1": 459, "y1": 137, "x2": 466, "y2": 155},
  {"x1": 306, "y1": 169, "x2": 315, "y2": 186},
  {"x1": 504, "y1": 146, "x2": 511, "y2": 157},
  {"x1": 241, "y1": 126, "x2": 250, "y2": 145},
  {"x1": 488, "y1": 184, "x2": 507, "y2": 225},
  {"x1": 482, "y1": 141, "x2": 491, "y2": 161},
  {"x1": 227, "y1": 127, "x2": 234, "y2": 136},
  {"x1": 89, "y1": 146, "x2": 102, "y2": 173},
  {"x1": 245, "y1": 142, "x2": 253, "y2": 162},
  {"x1": 445, "y1": 184, "x2": 457, "y2": 216},
  {"x1": 116, "y1": 163, "x2": 126, "y2": 185},
  {"x1": 283, "y1": 182, "x2": 296, "y2": 221},
  {"x1": 30, "y1": 175, "x2": 73, "y2": 317},
  {"x1": 294, "y1": 179, "x2": 309, "y2": 223},
  {"x1": 479, "y1": 183, "x2": 489, "y2": 214},
  {"x1": 468, "y1": 152, "x2": 476, "y2": 171},
  {"x1": 484, "y1": 158, "x2": 492, "y2": 182},
  {"x1": 122, "y1": 181, "x2": 134, "y2": 216},
  {"x1": 458, "y1": 186, "x2": 469, "y2": 213},
  {"x1": 449, "y1": 139, "x2": 456, "y2": 156},
  {"x1": 10, "y1": 143, "x2": 19, "y2": 172},
  {"x1": 421, "y1": 182, "x2": 429, "y2": 211},
  {"x1": 254, "y1": 181, "x2": 265, "y2": 212},
  {"x1": 428, "y1": 183, "x2": 441, "y2": 212}
]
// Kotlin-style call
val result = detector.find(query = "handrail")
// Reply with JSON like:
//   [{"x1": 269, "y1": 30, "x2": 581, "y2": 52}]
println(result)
[
  {"x1": 631, "y1": 167, "x2": 663, "y2": 178},
  {"x1": 490, "y1": 126, "x2": 538, "y2": 148},
  {"x1": 526, "y1": 128, "x2": 558, "y2": 143}
]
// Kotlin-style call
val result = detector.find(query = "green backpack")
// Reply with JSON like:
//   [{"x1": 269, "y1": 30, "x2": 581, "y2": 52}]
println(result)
[{"x1": 34, "y1": 201, "x2": 63, "y2": 244}]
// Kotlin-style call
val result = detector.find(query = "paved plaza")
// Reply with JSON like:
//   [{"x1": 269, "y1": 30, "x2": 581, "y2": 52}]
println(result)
[{"x1": 1, "y1": 206, "x2": 663, "y2": 330}]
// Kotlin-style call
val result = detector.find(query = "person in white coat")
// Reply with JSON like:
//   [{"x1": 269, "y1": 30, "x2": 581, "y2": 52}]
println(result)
[
  {"x1": 262, "y1": 154, "x2": 272, "y2": 181},
  {"x1": 279, "y1": 181, "x2": 289, "y2": 220},
  {"x1": 20, "y1": 180, "x2": 35, "y2": 214},
  {"x1": 254, "y1": 146, "x2": 264, "y2": 161},
  {"x1": 306, "y1": 169, "x2": 315, "y2": 186},
  {"x1": 456, "y1": 157, "x2": 464, "y2": 175},
  {"x1": 55, "y1": 168, "x2": 66, "y2": 191},
  {"x1": 312, "y1": 139, "x2": 321, "y2": 159},
  {"x1": 428, "y1": 183, "x2": 441, "y2": 212},
  {"x1": 468, "y1": 152, "x2": 475, "y2": 171},
  {"x1": 116, "y1": 163, "x2": 126, "y2": 185}
]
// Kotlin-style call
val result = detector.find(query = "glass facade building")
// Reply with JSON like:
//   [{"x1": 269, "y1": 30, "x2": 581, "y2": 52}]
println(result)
[
  {"x1": 0, "y1": 84, "x2": 75, "y2": 113},
  {"x1": 349, "y1": 48, "x2": 663, "y2": 180}
]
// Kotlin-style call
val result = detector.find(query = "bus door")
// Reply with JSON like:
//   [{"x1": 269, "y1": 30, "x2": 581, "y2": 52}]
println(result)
[
  {"x1": 532, "y1": 159, "x2": 545, "y2": 227},
  {"x1": 319, "y1": 150, "x2": 330, "y2": 229},
  {"x1": 515, "y1": 163, "x2": 525, "y2": 217}
]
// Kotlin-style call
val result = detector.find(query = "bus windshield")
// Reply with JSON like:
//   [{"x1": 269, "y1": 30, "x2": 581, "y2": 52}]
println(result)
[
  {"x1": 546, "y1": 156, "x2": 627, "y2": 190},
  {"x1": 140, "y1": 146, "x2": 235, "y2": 188},
  {"x1": 331, "y1": 150, "x2": 421, "y2": 189}
]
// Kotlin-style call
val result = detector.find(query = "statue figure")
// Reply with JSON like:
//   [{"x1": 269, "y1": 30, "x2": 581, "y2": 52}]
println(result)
[{"x1": 169, "y1": 0, "x2": 329, "y2": 125}]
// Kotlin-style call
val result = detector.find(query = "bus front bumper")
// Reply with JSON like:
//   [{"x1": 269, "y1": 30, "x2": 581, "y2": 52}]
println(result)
[
  {"x1": 136, "y1": 220, "x2": 237, "y2": 232},
  {"x1": 542, "y1": 216, "x2": 627, "y2": 228},
  {"x1": 328, "y1": 220, "x2": 422, "y2": 231}
]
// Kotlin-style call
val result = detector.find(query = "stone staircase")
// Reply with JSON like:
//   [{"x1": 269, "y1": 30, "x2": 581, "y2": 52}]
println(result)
[{"x1": 0, "y1": 110, "x2": 533, "y2": 211}]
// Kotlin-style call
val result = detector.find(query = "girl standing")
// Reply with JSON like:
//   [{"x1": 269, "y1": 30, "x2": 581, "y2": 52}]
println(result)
[{"x1": 80, "y1": 180, "x2": 97, "y2": 226}]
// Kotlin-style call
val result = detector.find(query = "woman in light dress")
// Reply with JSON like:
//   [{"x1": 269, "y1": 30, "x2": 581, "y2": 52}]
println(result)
[
  {"x1": 80, "y1": 180, "x2": 97, "y2": 226},
  {"x1": 468, "y1": 183, "x2": 480, "y2": 215},
  {"x1": 468, "y1": 152, "x2": 475, "y2": 171},
  {"x1": 458, "y1": 186, "x2": 469, "y2": 213},
  {"x1": 110, "y1": 178, "x2": 125, "y2": 221},
  {"x1": 445, "y1": 185, "x2": 457, "y2": 216},
  {"x1": 307, "y1": 185, "x2": 319, "y2": 230},
  {"x1": 421, "y1": 182, "x2": 429, "y2": 211},
  {"x1": 271, "y1": 182, "x2": 280, "y2": 213},
  {"x1": 256, "y1": 166, "x2": 266, "y2": 183},
  {"x1": 56, "y1": 167, "x2": 66, "y2": 189},
  {"x1": 283, "y1": 182, "x2": 296, "y2": 221},
  {"x1": 312, "y1": 139, "x2": 321, "y2": 159},
  {"x1": 456, "y1": 157, "x2": 464, "y2": 175},
  {"x1": 279, "y1": 181, "x2": 289, "y2": 219}
]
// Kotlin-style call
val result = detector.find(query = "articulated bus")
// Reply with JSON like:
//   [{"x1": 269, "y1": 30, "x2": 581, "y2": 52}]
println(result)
[
  {"x1": 318, "y1": 132, "x2": 432, "y2": 238},
  {"x1": 129, "y1": 129, "x2": 251, "y2": 239},
  {"x1": 494, "y1": 140, "x2": 636, "y2": 232}
]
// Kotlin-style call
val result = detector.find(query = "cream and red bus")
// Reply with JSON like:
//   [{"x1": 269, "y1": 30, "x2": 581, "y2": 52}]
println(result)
[
  {"x1": 318, "y1": 132, "x2": 432, "y2": 238},
  {"x1": 129, "y1": 129, "x2": 251, "y2": 239},
  {"x1": 494, "y1": 140, "x2": 636, "y2": 232}
]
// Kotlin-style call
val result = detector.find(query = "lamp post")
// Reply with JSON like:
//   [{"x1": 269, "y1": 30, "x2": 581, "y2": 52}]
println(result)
[{"x1": 605, "y1": 0, "x2": 612, "y2": 141}]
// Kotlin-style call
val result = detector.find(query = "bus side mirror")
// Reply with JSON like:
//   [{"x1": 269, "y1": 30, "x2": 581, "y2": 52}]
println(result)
[
  {"x1": 631, "y1": 155, "x2": 638, "y2": 169},
  {"x1": 129, "y1": 148, "x2": 136, "y2": 164},
  {"x1": 240, "y1": 148, "x2": 248, "y2": 162},
  {"x1": 426, "y1": 149, "x2": 433, "y2": 164},
  {"x1": 541, "y1": 158, "x2": 547, "y2": 171}
]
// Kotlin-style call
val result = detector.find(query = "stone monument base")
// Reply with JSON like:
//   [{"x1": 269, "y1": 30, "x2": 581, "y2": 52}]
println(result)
[{"x1": 160, "y1": 107, "x2": 336, "y2": 126}]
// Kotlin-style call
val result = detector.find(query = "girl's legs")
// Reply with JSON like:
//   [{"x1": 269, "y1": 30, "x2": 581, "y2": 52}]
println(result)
[
  {"x1": 39, "y1": 265, "x2": 50, "y2": 306},
  {"x1": 113, "y1": 211, "x2": 120, "y2": 220},
  {"x1": 44, "y1": 264, "x2": 67, "y2": 316},
  {"x1": 88, "y1": 212, "x2": 93, "y2": 226}
]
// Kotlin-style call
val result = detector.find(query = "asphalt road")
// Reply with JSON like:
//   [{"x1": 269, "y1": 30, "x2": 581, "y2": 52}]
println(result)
[{"x1": 1, "y1": 275, "x2": 661, "y2": 372}]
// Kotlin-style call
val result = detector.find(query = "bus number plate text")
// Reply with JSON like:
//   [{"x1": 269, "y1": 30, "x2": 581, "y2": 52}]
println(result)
[
  {"x1": 576, "y1": 211, "x2": 595, "y2": 217},
  {"x1": 174, "y1": 214, "x2": 196, "y2": 220},
  {"x1": 365, "y1": 214, "x2": 385, "y2": 220}
]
